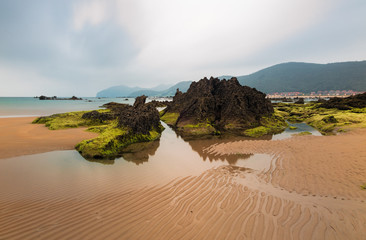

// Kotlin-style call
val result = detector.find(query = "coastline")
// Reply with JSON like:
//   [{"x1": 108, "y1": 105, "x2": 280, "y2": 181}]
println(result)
[{"x1": 0, "y1": 117, "x2": 98, "y2": 159}]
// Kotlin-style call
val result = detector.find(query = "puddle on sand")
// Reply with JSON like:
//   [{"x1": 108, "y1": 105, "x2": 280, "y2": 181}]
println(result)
[
  {"x1": 0, "y1": 121, "x2": 322, "y2": 201},
  {"x1": 1, "y1": 121, "x2": 324, "y2": 201},
  {"x1": 0, "y1": 123, "x2": 275, "y2": 201},
  {"x1": 272, "y1": 122, "x2": 322, "y2": 140}
]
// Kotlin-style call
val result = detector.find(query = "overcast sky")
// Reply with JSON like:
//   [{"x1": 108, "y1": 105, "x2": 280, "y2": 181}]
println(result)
[{"x1": 1, "y1": 0, "x2": 365, "y2": 96}]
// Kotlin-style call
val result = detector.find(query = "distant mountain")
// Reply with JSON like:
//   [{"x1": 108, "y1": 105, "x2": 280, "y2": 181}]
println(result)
[
  {"x1": 237, "y1": 61, "x2": 366, "y2": 93},
  {"x1": 128, "y1": 89, "x2": 160, "y2": 97},
  {"x1": 150, "y1": 84, "x2": 173, "y2": 92},
  {"x1": 97, "y1": 81, "x2": 192, "y2": 98},
  {"x1": 218, "y1": 75, "x2": 234, "y2": 80},
  {"x1": 96, "y1": 85, "x2": 144, "y2": 97},
  {"x1": 158, "y1": 81, "x2": 192, "y2": 96},
  {"x1": 97, "y1": 61, "x2": 366, "y2": 97}
]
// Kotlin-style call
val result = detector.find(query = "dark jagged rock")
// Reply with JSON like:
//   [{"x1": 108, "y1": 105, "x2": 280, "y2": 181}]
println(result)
[
  {"x1": 146, "y1": 100, "x2": 171, "y2": 108},
  {"x1": 70, "y1": 96, "x2": 82, "y2": 100},
  {"x1": 34, "y1": 95, "x2": 164, "y2": 160},
  {"x1": 91, "y1": 96, "x2": 162, "y2": 135},
  {"x1": 39, "y1": 95, "x2": 57, "y2": 100},
  {"x1": 163, "y1": 77, "x2": 274, "y2": 134},
  {"x1": 117, "y1": 104, "x2": 161, "y2": 135},
  {"x1": 101, "y1": 102, "x2": 130, "y2": 111},
  {"x1": 81, "y1": 110, "x2": 114, "y2": 122},
  {"x1": 319, "y1": 92, "x2": 366, "y2": 110},
  {"x1": 133, "y1": 95, "x2": 147, "y2": 108},
  {"x1": 38, "y1": 95, "x2": 82, "y2": 100},
  {"x1": 295, "y1": 98, "x2": 304, "y2": 104}
]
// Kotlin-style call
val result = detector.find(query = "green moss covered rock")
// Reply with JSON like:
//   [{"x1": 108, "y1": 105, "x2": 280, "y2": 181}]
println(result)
[
  {"x1": 274, "y1": 102, "x2": 366, "y2": 135},
  {"x1": 33, "y1": 96, "x2": 165, "y2": 160}
]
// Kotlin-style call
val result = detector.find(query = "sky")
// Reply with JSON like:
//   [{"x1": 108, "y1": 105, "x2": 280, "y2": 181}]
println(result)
[{"x1": 0, "y1": 0, "x2": 366, "y2": 96}]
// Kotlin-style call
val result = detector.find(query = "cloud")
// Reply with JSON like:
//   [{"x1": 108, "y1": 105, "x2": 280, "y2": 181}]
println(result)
[
  {"x1": 0, "y1": 0, "x2": 365, "y2": 96},
  {"x1": 73, "y1": 0, "x2": 108, "y2": 30},
  {"x1": 113, "y1": 0, "x2": 334, "y2": 67}
]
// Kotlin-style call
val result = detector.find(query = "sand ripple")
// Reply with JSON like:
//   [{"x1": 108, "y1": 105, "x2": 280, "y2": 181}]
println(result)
[{"x1": 1, "y1": 165, "x2": 365, "y2": 239}]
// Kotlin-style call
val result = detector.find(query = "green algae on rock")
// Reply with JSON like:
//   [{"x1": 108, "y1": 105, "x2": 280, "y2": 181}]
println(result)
[
  {"x1": 274, "y1": 94, "x2": 366, "y2": 135},
  {"x1": 33, "y1": 96, "x2": 164, "y2": 160},
  {"x1": 32, "y1": 110, "x2": 112, "y2": 130},
  {"x1": 75, "y1": 121, "x2": 163, "y2": 159},
  {"x1": 160, "y1": 77, "x2": 286, "y2": 139}
]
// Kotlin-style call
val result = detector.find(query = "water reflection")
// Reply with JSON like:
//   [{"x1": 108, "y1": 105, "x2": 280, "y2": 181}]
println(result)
[
  {"x1": 185, "y1": 138, "x2": 253, "y2": 164},
  {"x1": 82, "y1": 121, "x2": 320, "y2": 166},
  {"x1": 121, "y1": 140, "x2": 160, "y2": 165},
  {"x1": 272, "y1": 121, "x2": 322, "y2": 140},
  {"x1": 84, "y1": 140, "x2": 160, "y2": 166},
  {"x1": 181, "y1": 133, "x2": 272, "y2": 164}
]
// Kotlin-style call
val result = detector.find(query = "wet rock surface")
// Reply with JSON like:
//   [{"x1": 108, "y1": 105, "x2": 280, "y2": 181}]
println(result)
[
  {"x1": 82, "y1": 110, "x2": 115, "y2": 122},
  {"x1": 101, "y1": 102, "x2": 130, "y2": 110},
  {"x1": 84, "y1": 96, "x2": 161, "y2": 134},
  {"x1": 163, "y1": 77, "x2": 274, "y2": 130},
  {"x1": 319, "y1": 92, "x2": 366, "y2": 110},
  {"x1": 77, "y1": 96, "x2": 163, "y2": 159},
  {"x1": 117, "y1": 103, "x2": 161, "y2": 135},
  {"x1": 146, "y1": 100, "x2": 171, "y2": 108}
]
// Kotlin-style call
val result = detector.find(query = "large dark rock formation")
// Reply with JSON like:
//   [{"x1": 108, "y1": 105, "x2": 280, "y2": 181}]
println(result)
[
  {"x1": 146, "y1": 100, "x2": 171, "y2": 108},
  {"x1": 81, "y1": 110, "x2": 115, "y2": 122},
  {"x1": 319, "y1": 92, "x2": 366, "y2": 110},
  {"x1": 117, "y1": 96, "x2": 161, "y2": 134},
  {"x1": 83, "y1": 96, "x2": 161, "y2": 135},
  {"x1": 75, "y1": 96, "x2": 164, "y2": 159},
  {"x1": 163, "y1": 77, "x2": 273, "y2": 131}
]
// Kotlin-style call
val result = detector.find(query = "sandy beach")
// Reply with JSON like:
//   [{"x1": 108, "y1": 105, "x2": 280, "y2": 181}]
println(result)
[
  {"x1": 0, "y1": 117, "x2": 98, "y2": 159},
  {"x1": 1, "y1": 118, "x2": 366, "y2": 239}
]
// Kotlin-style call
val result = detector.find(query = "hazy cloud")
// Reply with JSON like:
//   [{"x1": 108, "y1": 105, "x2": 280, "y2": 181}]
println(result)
[{"x1": 0, "y1": 0, "x2": 365, "y2": 96}]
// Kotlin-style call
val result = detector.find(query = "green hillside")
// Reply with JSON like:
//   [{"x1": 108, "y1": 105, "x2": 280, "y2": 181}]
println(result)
[{"x1": 237, "y1": 61, "x2": 366, "y2": 93}]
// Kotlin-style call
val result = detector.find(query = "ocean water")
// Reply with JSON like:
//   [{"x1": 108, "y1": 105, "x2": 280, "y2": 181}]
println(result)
[{"x1": 0, "y1": 97, "x2": 135, "y2": 117}]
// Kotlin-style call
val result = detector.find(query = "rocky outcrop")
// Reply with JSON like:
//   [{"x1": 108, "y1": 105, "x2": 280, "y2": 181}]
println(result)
[
  {"x1": 81, "y1": 110, "x2": 115, "y2": 122},
  {"x1": 75, "y1": 96, "x2": 164, "y2": 159},
  {"x1": 319, "y1": 92, "x2": 366, "y2": 110},
  {"x1": 146, "y1": 100, "x2": 171, "y2": 108},
  {"x1": 117, "y1": 96, "x2": 161, "y2": 135},
  {"x1": 101, "y1": 102, "x2": 129, "y2": 110},
  {"x1": 38, "y1": 95, "x2": 82, "y2": 100},
  {"x1": 295, "y1": 98, "x2": 305, "y2": 104},
  {"x1": 162, "y1": 77, "x2": 274, "y2": 135},
  {"x1": 133, "y1": 95, "x2": 147, "y2": 108},
  {"x1": 83, "y1": 96, "x2": 162, "y2": 135}
]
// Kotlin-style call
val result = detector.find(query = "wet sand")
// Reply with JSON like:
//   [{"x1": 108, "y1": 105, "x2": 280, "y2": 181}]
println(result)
[
  {"x1": 206, "y1": 129, "x2": 366, "y2": 200},
  {"x1": 1, "y1": 165, "x2": 365, "y2": 239},
  {"x1": 0, "y1": 117, "x2": 98, "y2": 159},
  {"x1": 1, "y1": 118, "x2": 366, "y2": 239}
]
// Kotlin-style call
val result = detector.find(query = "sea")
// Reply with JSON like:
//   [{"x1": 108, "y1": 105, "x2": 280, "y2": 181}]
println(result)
[{"x1": 0, "y1": 97, "x2": 136, "y2": 118}]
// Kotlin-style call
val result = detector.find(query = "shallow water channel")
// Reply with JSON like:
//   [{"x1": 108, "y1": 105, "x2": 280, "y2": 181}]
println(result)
[{"x1": 0, "y1": 122, "x2": 321, "y2": 201}]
